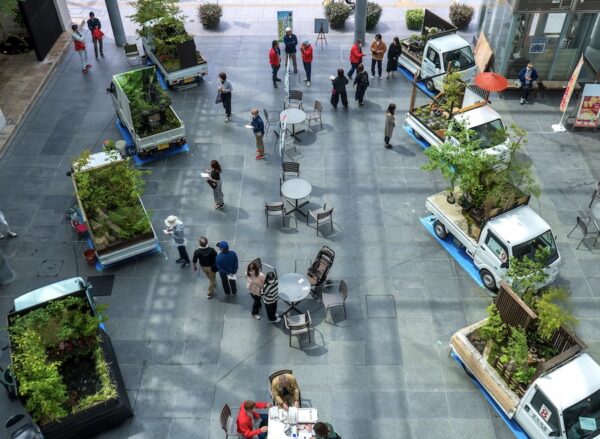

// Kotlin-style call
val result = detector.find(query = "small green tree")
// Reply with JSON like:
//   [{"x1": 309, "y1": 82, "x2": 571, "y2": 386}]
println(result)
[
  {"x1": 496, "y1": 124, "x2": 540, "y2": 199},
  {"x1": 505, "y1": 247, "x2": 550, "y2": 305},
  {"x1": 479, "y1": 303, "x2": 509, "y2": 345},
  {"x1": 128, "y1": 0, "x2": 183, "y2": 27},
  {"x1": 500, "y1": 326, "x2": 536, "y2": 385},
  {"x1": 535, "y1": 286, "x2": 578, "y2": 340}
]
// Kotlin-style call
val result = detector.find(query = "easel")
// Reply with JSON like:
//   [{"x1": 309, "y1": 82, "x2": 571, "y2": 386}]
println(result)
[{"x1": 315, "y1": 23, "x2": 327, "y2": 50}]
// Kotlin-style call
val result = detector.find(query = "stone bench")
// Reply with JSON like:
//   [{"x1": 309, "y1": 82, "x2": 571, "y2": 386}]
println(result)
[{"x1": 499, "y1": 79, "x2": 581, "y2": 99}]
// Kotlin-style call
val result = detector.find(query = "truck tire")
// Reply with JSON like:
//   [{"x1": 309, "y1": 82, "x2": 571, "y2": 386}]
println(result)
[
  {"x1": 480, "y1": 269, "x2": 498, "y2": 292},
  {"x1": 433, "y1": 220, "x2": 448, "y2": 239},
  {"x1": 425, "y1": 79, "x2": 437, "y2": 92}
]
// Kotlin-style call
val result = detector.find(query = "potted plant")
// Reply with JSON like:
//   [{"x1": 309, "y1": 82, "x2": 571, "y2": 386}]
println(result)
[
  {"x1": 405, "y1": 8, "x2": 424, "y2": 31},
  {"x1": 366, "y1": 1, "x2": 383, "y2": 30},
  {"x1": 199, "y1": 2, "x2": 223, "y2": 29},
  {"x1": 324, "y1": 2, "x2": 352, "y2": 29},
  {"x1": 449, "y1": 2, "x2": 474, "y2": 30}
]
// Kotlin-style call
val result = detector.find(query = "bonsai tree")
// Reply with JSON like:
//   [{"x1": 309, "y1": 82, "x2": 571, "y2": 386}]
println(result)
[
  {"x1": 405, "y1": 8, "x2": 424, "y2": 31},
  {"x1": 366, "y1": 2, "x2": 383, "y2": 30},
  {"x1": 199, "y1": 2, "x2": 223, "y2": 29},
  {"x1": 534, "y1": 287, "x2": 578, "y2": 340},
  {"x1": 324, "y1": 2, "x2": 352, "y2": 29},
  {"x1": 449, "y1": 2, "x2": 475, "y2": 30},
  {"x1": 504, "y1": 247, "x2": 550, "y2": 304},
  {"x1": 128, "y1": 0, "x2": 183, "y2": 27},
  {"x1": 441, "y1": 71, "x2": 466, "y2": 113}
]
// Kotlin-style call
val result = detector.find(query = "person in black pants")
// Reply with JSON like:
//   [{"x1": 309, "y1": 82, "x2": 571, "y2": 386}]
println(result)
[
  {"x1": 354, "y1": 64, "x2": 369, "y2": 106},
  {"x1": 164, "y1": 215, "x2": 190, "y2": 268},
  {"x1": 87, "y1": 12, "x2": 104, "y2": 59},
  {"x1": 218, "y1": 72, "x2": 233, "y2": 122},
  {"x1": 330, "y1": 68, "x2": 349, "y2": 110},
  {"x1": 216, "y1": 241, "x2": 238, "y2": 295}
]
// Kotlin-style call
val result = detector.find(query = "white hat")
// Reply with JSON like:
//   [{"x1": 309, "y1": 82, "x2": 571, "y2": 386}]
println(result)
[
  {"x1": 164, "y1": 215, "x2": 181, "y2": 228},
  {"x1": 285, "y1": 27, "x2": 291, "y2": 32}
]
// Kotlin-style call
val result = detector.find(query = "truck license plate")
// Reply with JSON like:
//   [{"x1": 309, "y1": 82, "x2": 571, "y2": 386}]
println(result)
[
  {"x1": 157, "y1": 143, "x2": 169, "y2": 150},
  {"x1": 184, "y1": 77, "x2": 195, "y2": 84}
]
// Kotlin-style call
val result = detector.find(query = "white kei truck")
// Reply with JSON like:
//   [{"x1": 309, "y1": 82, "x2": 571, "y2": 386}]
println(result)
[
  {"x1": 399, "y1": 9, "x2": 476, "y2": 92},
  {"x1": 425, "y1": 188, "x2": 560, "y2": 292},
  {"x1": 141, "y1": 18, "x2": 208, "y2": 89},
  {"x1": 450, "y1": 284, "x2": 600, "y2": 439}
]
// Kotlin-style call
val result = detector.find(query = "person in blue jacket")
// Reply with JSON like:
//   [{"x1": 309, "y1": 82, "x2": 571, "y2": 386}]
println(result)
[
  {"x1": 283, "y1": 27, "x2": 298, "y2": 73},
  {"x1": 216, "y1": 241, "x2": 238, "y2": 295},
  {"x1": 518, "y1": 62, "x2": 539, "y2": 105},
  {"x1": 249, "y1": 109, "x2": 265, "y2": 160}
]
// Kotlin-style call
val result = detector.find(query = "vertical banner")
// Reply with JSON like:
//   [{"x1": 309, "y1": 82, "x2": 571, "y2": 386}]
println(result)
[
  {"x1": 574, "y1": 84, "x2": 600, "y2": 129},
  {"x1": 559, "y1": 55, "x2": 584, "y2": 113},
  {"x1": 277, "y1": 11, "x2": 293, "y2": 42}
]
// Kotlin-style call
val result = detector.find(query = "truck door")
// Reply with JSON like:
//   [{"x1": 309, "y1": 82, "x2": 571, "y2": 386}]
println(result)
[
  {"x1": 473, "y1": 231, "x2": 509, "y2": 280},
  {"x1": 422, "y1": 46, "x2": 441, "y2": 79},
  {"x1": 515, "y1": 387, "x2": 563, "y2": 438}
]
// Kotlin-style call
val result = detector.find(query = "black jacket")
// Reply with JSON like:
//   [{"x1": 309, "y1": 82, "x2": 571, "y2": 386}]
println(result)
[
  {"x1": 87, "y1": 17, "x2": 101, "y2": 31},
  {"x1": 332, "y1": 75, "x2": 349, "y2": 92},
  {"x1": 192, "y1": 247, "x2": 217, "y2": 267}
]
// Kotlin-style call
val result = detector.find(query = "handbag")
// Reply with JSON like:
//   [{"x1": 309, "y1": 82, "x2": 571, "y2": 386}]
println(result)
[
  {"x1": 92, "y1": 28, "x2": 104, "y2": 40},
  {"x1": 215, "y1": 91, "x2": 223, "y2": 104},
  {"x1": 74, "y1": 40, "x2": 85, "y2": 51},
  {"x1": 207, "y1": 179, "x2": 217, "y2": 189}
]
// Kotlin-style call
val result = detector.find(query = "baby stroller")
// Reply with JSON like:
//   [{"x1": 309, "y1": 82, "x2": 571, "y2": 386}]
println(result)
[{"x1": 306, "y1": 246, "x2": 335, "y2": 299}]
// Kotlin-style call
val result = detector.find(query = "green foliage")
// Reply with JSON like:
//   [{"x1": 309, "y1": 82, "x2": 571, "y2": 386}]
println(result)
[
  {"x1": 449, "y1": 2, "x2": 475, "y2": 30},
  {"x1": 505, "y1": 247, "x2": 550, "y2": 304},
  {"x1": 199, "y1": 3, "x2": 223, "y2": 29},
  {"x1": 128, "y1": 0, "x2": 183, "y2": 27},
  {"x1": 324, "y1": 2, "x2": 352, "y2": 28},
  {"x1": 535, "y1": 287, "x2": 578, "y2": 340},
  {"x1": 366, "y1": 2, "x2": 383, "y2": 30},
  {"x1": 500, "y1": 124, "x2": 540, "y2": 199},
  {"x1": 441, "y1": 71, "x2": 466, "y2": 113},
  {"x1": 480, "y1": 304, "x2": 509, "y2": 345},
  {"x1": 73, "y1": 344, "x2": 118, "y2": 413},
  {"x1": 405, "y1": 8, "x2": 424, "y2": 31},
  {"x1": 500, "y1": 327, "x2": 536, "y2": 384},
  {"x1": 144, "y1": 16, "x2": 190, "y2": 63}
]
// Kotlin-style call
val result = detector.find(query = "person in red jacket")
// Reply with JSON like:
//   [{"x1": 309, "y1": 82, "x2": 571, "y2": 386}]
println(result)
[
  {"x1": 300, "y1": 40, "x2": 313, "y2": 86},
  {"x1": 269, "y1": 40, "x2": 282, "y2": 88},
  {"x1": 237, "y1": 400, "x2": 270, "y2": 439},
  {"x1": 348, "y1": 39, "x2": 365, "y2": 79}
]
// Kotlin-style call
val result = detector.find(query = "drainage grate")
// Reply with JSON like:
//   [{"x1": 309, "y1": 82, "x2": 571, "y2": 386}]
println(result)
[
  {"x1": 366, "y1": 295, "x2": 397, "y2": 319},
  {"x1": 37, "y1": 259, "x2": 63, "y2": 277}
]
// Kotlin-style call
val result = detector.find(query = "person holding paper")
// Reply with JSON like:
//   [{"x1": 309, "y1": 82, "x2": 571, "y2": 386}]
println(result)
[{"x1": 216, "y1": 240, "x2": 238, "y2": 295}]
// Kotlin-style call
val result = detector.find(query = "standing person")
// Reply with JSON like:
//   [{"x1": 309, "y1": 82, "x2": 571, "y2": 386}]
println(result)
[
  {"x1": 347, "y1": 39, "x2": 365, "y2": 79},
  {"x1": 71, "y1": 24, "x2": 91, "y2": 73},
  {"x1": 354, "y1": 64, "x2": 369, "y2": 106},
  {"x1": 87, "y1": 12, "x2": 104, "y2": 60},
  {"x1": 518, "y1": 62, "x2": 539, "y2": 105},
  {"x1": 300, "y1": 40, "x2": 313, "y2": 86},
  {"x1": 164, "y1": 216, "x2": 190, "y2": 268},
  {"x1": 218, "y1": 72, "x2": 233, "y2": 122},
  {"x1": 384, "y1": 103, "x2": 396, "y2": 149},
  {"x1": 246, "y1": 262, "x2": 265, "y2": 320},
  {"x1": 386, "y1": 36, "x2": 401, "y2": 79},
  {"x1": 249, "y1": 109, "x2": 265, "y2": 160},
  {"x1": 283, "y1": 27, "x2": 298, "y2": 73},
  {"x1": 269, "y1": 40, "x2": 282, "y2": 88},
  {"x1": 370, "y1": 34, "x2": 387, "y2": 79},
  {"x1": 261, "y1": 272, "x2": 281, "y2": 323},
  {"x1": 192, "y1": 237, "x2": 218, "y2": 299},
  {"x1": 0, "y1": 210, "x2": 17, "y2": 239},
  {"x1": 330, "y1": 68, "x2": 349, "y2": 110},
  {"x1": 206, "y1": 160, "x2": 224, "y2": 209},
  {"x1": 216, "y1": 241, "x2": 238, "y2": 295},
  {"x1": 313, "y1": 421, "x2": 339, "y2": 439},
  {"x1": 237, "y1": 400, "x2": 270, "y2": 439},
  {"x1": 270, "y1": 373, "x2": 301, "y2": 409}
]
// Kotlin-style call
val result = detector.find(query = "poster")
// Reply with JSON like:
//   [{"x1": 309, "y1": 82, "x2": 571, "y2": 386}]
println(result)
[
  {"x1": 574, "y1": 84, "x2": 600, "y2": 128},
  {"x1": 277, "y1": 11, "x2": 293, "y2": 42}
]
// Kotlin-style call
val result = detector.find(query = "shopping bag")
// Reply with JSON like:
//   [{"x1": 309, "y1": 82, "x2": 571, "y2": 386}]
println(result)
[
  {"x1": 92, "y1": 28, "x2": 104, "y2": 40},
  {"x1": 215, "y1": 91, "x2": 223, "y2": 104},
  {"x1": 74, "y1": 40, "x2": 85, "y2": 51}
]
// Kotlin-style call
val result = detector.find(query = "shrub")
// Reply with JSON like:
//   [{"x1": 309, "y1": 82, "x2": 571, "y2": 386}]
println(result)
[
  {"x1": 449, "y1": 2, "x2": 474, "y2": 30},
  {"x1": 324, "y1": 2, "x2": 352, "y2": 29},
  {"x1": 405, "y1": 8, "x2": 424, "y2": 31},
  {"x1": 199, "y1": 2, "x2": 223, "y2": 29},
  {"x1": 366, "y1": 2, "x2": 383, "y2": 30}
]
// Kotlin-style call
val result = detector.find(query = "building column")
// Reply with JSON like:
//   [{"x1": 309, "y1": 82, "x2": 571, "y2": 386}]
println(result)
[
  {"x1": 105, "y1": 0, "x2": 126, "y2": 47},
  {"x1": 498, "y1": 15, "x2": 518, "y2": 76},
  {"x1": 52, "y1": 0, "x2": 72, "y2": 31},
  {"x1": 354, "y1": 0, "x2": 367, "y2": 45}
]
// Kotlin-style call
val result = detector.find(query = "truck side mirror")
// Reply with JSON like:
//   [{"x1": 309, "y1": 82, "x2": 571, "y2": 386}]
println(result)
[
  {"x1": 501, "y1": 262, "x2": 509, "y2": 269},
  {"x1": 548, "y1": 431, "x2": 560, "y2": 437}
]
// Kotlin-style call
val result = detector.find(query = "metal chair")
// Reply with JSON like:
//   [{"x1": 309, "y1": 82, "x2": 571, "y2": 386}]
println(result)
[
  {"x1": 321, "y1": 280, "x2": 348, "y2": 323},
  {"x1": 307, "y1": 204, "x2": 334, "y2": 235},
  {"x1": 251, "y1": 257, "x2": 277, "y2": 276},
  {"x1": 265, "y1": 201, "x2": 286, "y2": 228},
  {"x1": 284, "y1": 90, "x2": 303, "y2": 109},
  {"x1": 220, "y1": 404, "x2": 242, "y2": 439},
  {"x1": 567, "y1": 216, "x2": 599, "y2": 249},
  {"x1": 306, "y1": 100, "x2": 323, "y2": 129},
  {"x1": 124, "y1": 43, "x2": 142, "y2": 65},
  {"x1": 281, "y1": 162, "x2": 300, "y2": 181},
  {"x1": 284, "y1": 311, "x2": 312, "y2": 348},
  {"x1": 263, "y1": 108, "x2": 280, "y2": 137},
  {"x1": 589, "y1": 182, "x2": 600, "y2": 208}
]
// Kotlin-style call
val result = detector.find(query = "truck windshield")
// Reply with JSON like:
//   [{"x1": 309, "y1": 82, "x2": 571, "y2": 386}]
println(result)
[
  {"x1": 442, "y1": 46, "x2": 475, "y2": 71},
  {"x1": 564, "y1": 388, "x2": 600, "y2": 439},
  {"x1": 512, "y1": 230, "x2": 559, "y2": 266},
  {"x1": 471, "y1": 119, "x2": 508, "y2": 149}
]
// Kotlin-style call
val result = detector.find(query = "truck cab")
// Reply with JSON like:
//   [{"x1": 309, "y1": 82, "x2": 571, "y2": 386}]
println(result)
[
  {"x1": 472, "y1": 206, "x2": 560, "y2": 291},
  {"x1": 514, "y1": 353, "x2": 600, "y2": 439},
  {"x1": 420, "y1": 34, "x2": 476, "y2": 92}
]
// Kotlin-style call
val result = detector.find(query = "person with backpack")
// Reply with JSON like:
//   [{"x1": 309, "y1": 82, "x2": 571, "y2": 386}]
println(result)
[
  {"x1": 71, "y1": 24, "x2": 91, "y2": 73},
  {"x1": 261, "y1": 272, "x2": 281, "y2": 323},
  {"x1": 87, "y1": 12, "x2": 104, "y2": 60},
  {"x1": 353, "y1": 64, "x2": 369, "y2": 106}
]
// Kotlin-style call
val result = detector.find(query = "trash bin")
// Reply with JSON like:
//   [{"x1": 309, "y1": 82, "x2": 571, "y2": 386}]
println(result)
[
  {"x1": 115, "y1": 140, "x2": 127, "y2": 158},
  {"x1": 0, "y1": 252, "x2": 14, "y2": 286}
]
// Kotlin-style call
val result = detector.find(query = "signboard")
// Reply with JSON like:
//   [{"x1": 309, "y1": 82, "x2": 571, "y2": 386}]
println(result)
[
  {"x1": 574, "y1": 84, "x2": 600, "y2": 128},
  {"x1": 277, "y1": 11, "x2": 293, "y2": 42},
  {"x1": 529, "y1": 37, "x2": 546, "y2": 54},
  {"x1": 539, "y1": 404, "x2": 552, "y2": 422},
  {"x1": 474, "y1": 32, "x2": 493, "y2": 73},
  {"x1": 559, "y1": 55, "x2": 583, "y2": 113},
  {"x1": 314, "y1": 18, "x2": 329, "y2": 34}
]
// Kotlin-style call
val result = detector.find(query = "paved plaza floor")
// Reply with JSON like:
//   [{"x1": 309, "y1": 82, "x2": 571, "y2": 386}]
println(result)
[{"x1": 1, "y1": 3, "x2": 600, "y2": 439}]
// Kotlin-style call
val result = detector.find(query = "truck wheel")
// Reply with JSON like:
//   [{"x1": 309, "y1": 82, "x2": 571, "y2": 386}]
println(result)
[
  {"x1": 433, "y1": 220, "x2": 448, "y2": 239},
  {"x1": 425, "y1": 79, "x2": 437, "y2": 92},
  {"x1": 480, "y1": 269, "x2": 498, "y2": 292}
]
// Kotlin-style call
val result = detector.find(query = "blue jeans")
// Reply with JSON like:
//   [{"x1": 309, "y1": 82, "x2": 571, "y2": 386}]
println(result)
[
  {"x1": 348, "y1": 62, "x2": 359, "y2": 78},
  {"x1": 258, "y1": 413, "x2": 268, "y2": 439},
  {"x1": 303, "y1": 62, "x2": 311, "y2": 81}
]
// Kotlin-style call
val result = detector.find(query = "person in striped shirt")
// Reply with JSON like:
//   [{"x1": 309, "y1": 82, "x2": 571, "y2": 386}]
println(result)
[{"x1": 261, "y1": 272, "x2": 281, "y2": 323}]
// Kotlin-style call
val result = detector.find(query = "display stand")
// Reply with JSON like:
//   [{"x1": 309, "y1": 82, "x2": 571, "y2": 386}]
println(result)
[{"x1": 314, "y1": 19, "x2": 328, "y2": 50}]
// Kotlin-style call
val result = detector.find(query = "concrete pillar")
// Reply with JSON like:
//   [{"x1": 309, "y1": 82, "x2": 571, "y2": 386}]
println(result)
[
  {"x1": 52, "y1": 0, "x2": 72, "y2": 31},
  {"x1": 105, "y1": 0, "x2": 126, "y2": 47},
  {"x1": 354, "y1": 0, "x2": 367, "y2": 45},
  {"x1": 0, "y1": 107, "x2": 6, "y2": 132}
]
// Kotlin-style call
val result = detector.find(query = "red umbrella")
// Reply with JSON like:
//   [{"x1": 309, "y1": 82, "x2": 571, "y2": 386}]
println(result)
[{"x1": 474, "y1": 72, "x2": 509, "y2": 92}]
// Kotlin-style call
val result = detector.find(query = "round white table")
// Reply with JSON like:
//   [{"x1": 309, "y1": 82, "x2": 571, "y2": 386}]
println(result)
[
  {"x1": 280, "y1": 178, "x2": 312, "y2": 216},
  {"x1": 280, "y1": 108, "x2": 306, "y2": 141},
  {"x1": 593, "y1": 203, "x2": 600, "y2": 229},
  {"x1": 278, "y1": 273, "x2": 312, "y2": 315}
]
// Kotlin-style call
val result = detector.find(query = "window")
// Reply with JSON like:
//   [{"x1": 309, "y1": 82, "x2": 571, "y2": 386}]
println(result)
[
  {"x1": 512, "y1": 230, "x2": 559, "y2": 265},
  {"x1": 426, "y1": 47, "x2": 441, "y2": 68},
  {"x1": 485, "y1": 232, "x2": 508, "y2": 264},
  {"x1": 530, "y1": 389, "x2": 561, "y2": 433},
  {"x1": 564, "y1": 388, "x2": 600, "y2": 439},
  {"x1": 470, "y1": 119, "x2": 508, "y2": 149},
  {"x1": 442, "y1": 46, "x2": 475, "y2": 71}
]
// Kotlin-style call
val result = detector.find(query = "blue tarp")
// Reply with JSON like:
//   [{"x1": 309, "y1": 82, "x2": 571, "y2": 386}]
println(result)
[
  {"x1": 420, "y1": 215, "x2": 484, "y2": 288},
  {"x1": 133, "y1": 143, "x2": 190, "y2": 166},
  {"x1": 397, "y1": 66, "x2": 436, "y2": 98},
  {"x1": 404, "y1": 125, "x2": 430, "y2": 150}
]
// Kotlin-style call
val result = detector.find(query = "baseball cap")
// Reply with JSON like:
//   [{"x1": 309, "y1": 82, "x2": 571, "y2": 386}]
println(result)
[{"x1": 216, "y1": 240, "x2": 229, "y2": 249}]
